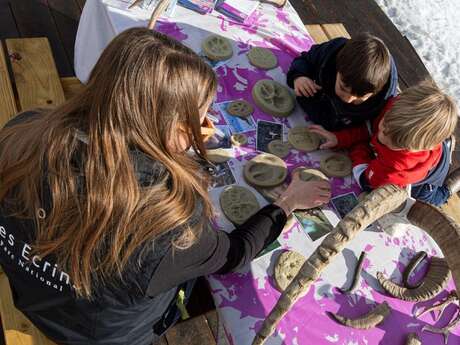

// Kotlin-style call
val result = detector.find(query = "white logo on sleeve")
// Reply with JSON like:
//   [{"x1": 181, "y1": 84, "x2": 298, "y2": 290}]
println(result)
[{"x1": 368, "y1": 170, "x2": 374, "y2": 180}]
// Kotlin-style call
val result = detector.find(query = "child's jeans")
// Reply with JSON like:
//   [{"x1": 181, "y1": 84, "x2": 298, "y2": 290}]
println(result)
[
  {"x1": 411, "y1": 184, "x2": 451, "y2": 206},
  {"x1": 410, "y1": 138, "x2": 453, "y2": 206}
]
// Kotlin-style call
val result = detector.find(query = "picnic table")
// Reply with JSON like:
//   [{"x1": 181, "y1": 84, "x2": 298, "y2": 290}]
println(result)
[{"x1": 75, "y1": 2, "x2": 459, "y2": 344}]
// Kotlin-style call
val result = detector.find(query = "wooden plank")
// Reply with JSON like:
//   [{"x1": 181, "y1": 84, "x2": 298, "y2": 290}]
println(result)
[
  {"x1": 165, "y1": 315, "x2": 216, "y2": 345},
  {"x1": 321, "y1": 23, "x2": 351, "y2": 39},
  {"x1": 186, "y1": 277, "x2": 215, "y2": 317},
  {"x1": 0, "y1": 274, "x2": 57, "y2": 345},
  {"x1": 75, "y1": 0, "x2": 86, "y2": 12},
  {"x1": 60, "y1": 77, "x2": 84, "y2": 100},
  {"x1": 442, "y1": 194, "x2": 460, "y2": 225},
  {"x1": 6, "y1": 38, "x2": 65, "y2": 111},
  {"x1": 304, "y1": 24, "x2": 328, "y2": 44},
  {"x1": 0, "y1": 1, "x2": 20, "y2": 39},
  {"x1": 157, "y1": 336, "x2": 168, "y2": 345},
  {"x1": 0, "y1": 43, "x2": 18, "y2": 127},
  {"x1": 9, "y1": 0, "x2": 74, "y2": 77},
  {"x1": 204, "y1": 311, "x2": 218, "y2": 341},
  {"x1": 289, "y1": 0, "x2": 430, "y2": 89},
  {"x1": 47, "y1": 0, "x2": 81, "y2": 69}
]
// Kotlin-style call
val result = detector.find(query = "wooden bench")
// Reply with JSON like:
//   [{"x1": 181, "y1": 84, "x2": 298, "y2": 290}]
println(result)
[{"x1": 0, "y1": 37, "x2": 218, "y2": 345}]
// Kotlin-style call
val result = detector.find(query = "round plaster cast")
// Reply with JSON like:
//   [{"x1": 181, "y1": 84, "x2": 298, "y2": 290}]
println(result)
[
  {"x1": 320, "y1": 153, "x2": 352, "y2": 177},
  {"x1": 219, "y1": 185, "x2": 260, "y2": 225},
  {"x1": 292, "y1": 167, "x2": 329, "y2": 182},
  {"x1": 202, "y1": 35, "x2": 233, "y2": 61},
  {"x1": 244, "y1": 153, "x2": 288, "y2": 187},
  {"x1": 231, "y1": 133, "x2": 248, "y2": 146},
  {"x1": 252, "y1": 79, "x2": 295, "y2": 117},
  {"x1": 247, "y1": 47, "x2": 278, "y2": 70},
  {"x1": 274, "y1": 250, "x2": 307, "y2": 293},
  {"x1": 268, "y1": 140, "x2": 290, "y2": 158},
  {"x1": 207, "y1": 148, "x2": 233, "y2": 163},
  {"x1": 226, "y1": 100, "x2": 254, "y2": 118},
  {"x1": 288, "y1": 127, "x2": 321, "y2": 152}
]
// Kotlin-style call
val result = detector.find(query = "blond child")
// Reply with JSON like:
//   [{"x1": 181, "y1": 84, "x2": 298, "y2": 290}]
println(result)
[{"x1": 310, "y1": 81, "x2": 459, "y2": 206}]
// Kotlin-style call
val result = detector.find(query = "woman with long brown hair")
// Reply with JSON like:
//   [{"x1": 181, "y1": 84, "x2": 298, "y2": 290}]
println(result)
[{"x1": 0, "y1": 28, "x2": 330, "y2": 345}]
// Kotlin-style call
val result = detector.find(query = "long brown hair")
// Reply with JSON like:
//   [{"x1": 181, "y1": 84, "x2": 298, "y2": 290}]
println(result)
[{"x1": 0, "y1": 28, "x2": 217, "y2": 297}]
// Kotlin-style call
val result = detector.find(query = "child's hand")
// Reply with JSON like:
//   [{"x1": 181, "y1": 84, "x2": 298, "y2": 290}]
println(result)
[
  {"x1": 294, "y1": 76, "x2": 322, "y2": 97},
  {"x1": 308, "y1": 124, "x2": 338, "y2": 149}
]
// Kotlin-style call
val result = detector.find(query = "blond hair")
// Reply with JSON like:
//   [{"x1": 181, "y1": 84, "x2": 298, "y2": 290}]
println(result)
[
  {"x1": 0, "y1": 28, "x2": 217, "y2": 298},
  {"x1": 382, "y1": 81, "x2": 458, "y2": 150}
]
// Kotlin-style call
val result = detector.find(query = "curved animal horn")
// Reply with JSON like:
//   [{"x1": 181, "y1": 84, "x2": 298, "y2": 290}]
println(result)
[
  {"x1": 407, "y1": 202, "x2": 460, "y2": 296},
  {"x1": 252, "y1": 184, "x2": 408, "y2": 345},
  {"x1": 403, "y1": 251, "x2": 428, "y2": 288},
  {"x1": 339, "y1": 251, "x2": 366, "y2": 294},
  {"x1": 327, "y1": 301, "x2": 391, "y2": 329},
  {"x1": 148, "y1": 0, "x2": 172, "y2": 29},
  {"x1": 405, "y1": 333, "x2": 421, "y2": 345},
  {"x1": 377, "y1": 257, "x2": 450, "y2": 301}
]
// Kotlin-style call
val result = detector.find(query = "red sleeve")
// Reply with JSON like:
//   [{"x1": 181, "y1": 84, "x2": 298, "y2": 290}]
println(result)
[
  {"x1": 334, "y1": 124, "x2": 371, "y2": 149},
  {"x1": 349, "y1": 143, "x2": 374, "y2": 166},
  {"x1": 363, "y1": 158, "x2": 407, "y2": 188}
]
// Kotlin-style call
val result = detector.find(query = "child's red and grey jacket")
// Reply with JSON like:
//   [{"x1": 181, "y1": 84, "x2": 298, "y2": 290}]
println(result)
[{"x1": 333, "y1": 97, "x2": 442, "y2": 189}]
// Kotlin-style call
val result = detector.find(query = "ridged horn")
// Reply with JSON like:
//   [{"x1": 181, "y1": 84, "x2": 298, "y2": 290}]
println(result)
[
  {"x1": 407, "y1": 202, "x2": 460, "y2": 296},
  {"x1": 148, "y1": 0, "x2": 172, "y2": 29},
  {"x1": 377, "y1": 256, "x2": 450, "y2": 301},
  {"x1": 252, "y1": 185, "x2": 408, "y2": 345},
  {"x1": 405, "y1": 333, "x2": 421, "y2": 345},
  {"x1": 327, "y1": 301, "x2": 390, "y2": 329}
]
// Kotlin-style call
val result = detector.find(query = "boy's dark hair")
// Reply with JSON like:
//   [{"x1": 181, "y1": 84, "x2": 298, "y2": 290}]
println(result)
[{"x1": 336, "y1": 33, "x2": 391, "y2": 96}]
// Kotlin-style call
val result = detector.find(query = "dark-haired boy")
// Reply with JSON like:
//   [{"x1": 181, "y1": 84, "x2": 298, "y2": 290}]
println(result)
[{"x1": 287, "y1": 33, "x2": 398, "y2": 131}]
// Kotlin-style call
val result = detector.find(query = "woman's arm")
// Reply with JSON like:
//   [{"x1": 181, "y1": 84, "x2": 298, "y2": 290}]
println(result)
[{"x1": 146, "y1": 179, "x2": 330, "y2": 297}]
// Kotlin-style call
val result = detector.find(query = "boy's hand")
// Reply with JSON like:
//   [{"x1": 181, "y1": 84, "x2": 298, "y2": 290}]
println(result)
[
  {"x1": 294, "y1": 76, "x2": 322, "y2": 97},
  {"x1": 308, "y1": 124, "x2": 338, "y2": 149}
]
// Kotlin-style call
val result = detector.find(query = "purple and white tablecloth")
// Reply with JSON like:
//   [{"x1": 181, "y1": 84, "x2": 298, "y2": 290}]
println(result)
[{"x1": 75, "y1": 2, "x2": 458, "y2": 344}]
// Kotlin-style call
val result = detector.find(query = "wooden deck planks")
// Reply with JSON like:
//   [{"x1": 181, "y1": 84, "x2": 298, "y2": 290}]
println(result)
[
  {"x1": 60, "y1": 77, "x2": 84, "y2": 99},
  {"x1": 0, "y1": 1, "x2": 19, "y2": 40},
  {"x1": 8, "y1": 0, "x2": 75, "y2": 77},
  {"x1": 290, "y1": 0, "x2": 432, "y2": 90},
  {"x1": 47, "y1": 0, "x2": 82, "y2": 70},
  {"x1": 75, "y1": 0, "x2": 87, "y2": 12},
  {"x1": 0, "y1": 43, "x2": 17, "y2": 127},
  {"x1": 321, "y1": 23, "x2": 351, "y2": 39},
  {"x1": 6, "y1": 38, "x2": 66, "y2": 111},
  {"x1": 165, "y1": 315, "x2": 216, "y2": 345},
  {"x1": 304, "y1": 24, "x2": 328, "y2": 44},
  {"x1": 0, "y1": 273, "x2": 57, "y2": 345}
]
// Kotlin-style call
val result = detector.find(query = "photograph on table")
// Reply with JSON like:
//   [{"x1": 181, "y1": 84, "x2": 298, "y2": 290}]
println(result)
[
  {"x1": 217, "y1": 101, "x2": 256, "y2": 134},
  {"x1": 331, "y1": 192, "x2": 359, "y2": 219},
  {"x1": 256, "y1": 120, "x2": 283, "y2": 153},
  {"x1": 205, "y1": 125, "x2": 232, "y2": 150},
  {"x1": 294, "y1": 208, "x2": 334, "y2": 241},
  {"x1": 255, "y1": 239, "x2": 282, "y2": 258},
  {"x1": 209, "y1": 162, "x2": 237, "y2": 189}
]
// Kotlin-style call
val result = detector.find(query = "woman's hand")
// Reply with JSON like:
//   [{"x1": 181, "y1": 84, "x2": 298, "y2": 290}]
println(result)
[
  {"x1": 294, "y1": 76, "x2": 322, "y2": 97},
  {"x1": 274, "y1": 172, "x2": 331, "y2": 215},
  {"x1": 308, "y1": 124, "x2": 338, "y2": 149}
]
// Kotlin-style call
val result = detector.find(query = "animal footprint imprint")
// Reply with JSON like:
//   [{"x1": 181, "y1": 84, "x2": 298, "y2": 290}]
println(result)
[
  {"x1": 252, "y1": 80, "x2": 295, "y2": 117},
  {"x1": 202, "y1": 35, "x2": 233, "y2": 61},
  {"x1": 219, "y1": 185, "x2": 260, "y2": 225},
  {"x1": 247, "y1": 47, "x2": 278, "y2": 70},
  {"x1": 320, "y1": 153, "x2": 352, "y2": 177},
  {"x1": 227, "y1": 100, "x2": 254, "y2": 117},
  {"x1": 244, "y1": 153, "x2": 288, "y2": 187}
]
